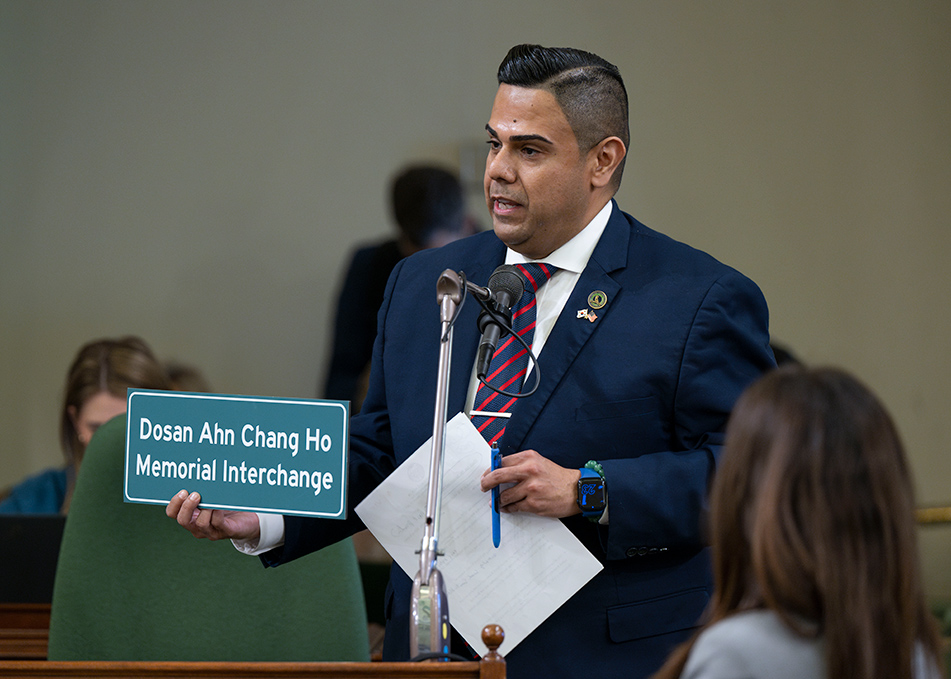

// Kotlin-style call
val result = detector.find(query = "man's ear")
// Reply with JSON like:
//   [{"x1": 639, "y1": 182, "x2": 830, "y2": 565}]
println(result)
[{"x1": 589, "y1": 137, "x2": 626, "y2": 189}]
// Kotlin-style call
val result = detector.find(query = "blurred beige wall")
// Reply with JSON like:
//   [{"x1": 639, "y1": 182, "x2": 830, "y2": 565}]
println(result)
[{"x1": 2, "y1": 1, "x2": 949, "y2": 596}]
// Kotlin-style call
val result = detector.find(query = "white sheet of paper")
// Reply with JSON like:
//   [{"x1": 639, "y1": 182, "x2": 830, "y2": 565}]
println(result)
[{"x1": 355, "y1": 412, "x2": 603, "y2": 655}]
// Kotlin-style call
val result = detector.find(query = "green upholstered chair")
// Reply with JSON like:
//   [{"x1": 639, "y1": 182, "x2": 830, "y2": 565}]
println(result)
[{"x1": 47, "y1": 414, "x2": 369, "y2": 661}]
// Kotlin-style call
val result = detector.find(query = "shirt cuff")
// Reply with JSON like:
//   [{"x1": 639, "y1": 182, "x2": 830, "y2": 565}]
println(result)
[
  {"x1": 231, "y1": 512, "x2": 285, "y2": 555},
  {"x1": 598, "y1": 482, "x2": 609, "y2": 524}
]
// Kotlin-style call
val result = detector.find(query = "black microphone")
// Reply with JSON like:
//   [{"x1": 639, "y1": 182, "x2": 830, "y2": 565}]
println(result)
[{"x1": 475, "y1": 265, "x2": 525, "y2": 380}]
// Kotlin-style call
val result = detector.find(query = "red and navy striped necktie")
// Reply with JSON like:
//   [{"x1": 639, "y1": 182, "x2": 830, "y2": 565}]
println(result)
[{"x1": 470, "y1": 262, "x2": 556, "y2": 446}]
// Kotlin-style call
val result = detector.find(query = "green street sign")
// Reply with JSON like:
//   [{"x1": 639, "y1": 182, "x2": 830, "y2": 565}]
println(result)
[{"x1": 124, "y1": 389, "x2": 349, "y2": 518}]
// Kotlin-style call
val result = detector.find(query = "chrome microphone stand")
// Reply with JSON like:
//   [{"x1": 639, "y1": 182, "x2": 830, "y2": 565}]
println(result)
[{"x1": 409, "y1": 269, "x2": 466, "y2": 659}]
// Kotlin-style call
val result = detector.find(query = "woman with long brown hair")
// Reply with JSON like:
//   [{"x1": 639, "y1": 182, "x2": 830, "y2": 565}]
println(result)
[
  {"x1": 653, "y1": 366, "x2": 942, "y2": 679},
  {"x1": 0, "y1": 336, "x2": 169, "y2": 514}
]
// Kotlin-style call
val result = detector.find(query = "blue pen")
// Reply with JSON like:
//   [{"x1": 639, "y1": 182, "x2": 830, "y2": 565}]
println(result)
[{"x1": 491, "y1": 444, "x2": 501, "y2": 548}]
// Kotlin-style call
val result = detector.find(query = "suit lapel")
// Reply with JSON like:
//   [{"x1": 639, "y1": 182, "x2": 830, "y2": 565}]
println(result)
[{"x1": 500, "y1": 202, "x2": 630, "y2": 454}]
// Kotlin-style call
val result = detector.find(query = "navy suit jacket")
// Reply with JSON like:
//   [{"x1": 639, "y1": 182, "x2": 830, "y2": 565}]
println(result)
[{"x1": 267, "y1": 202, "x2": 774, "y2": 678}]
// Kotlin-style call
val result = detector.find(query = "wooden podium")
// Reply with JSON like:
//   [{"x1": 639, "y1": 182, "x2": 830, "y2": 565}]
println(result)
[
  {"x1": 0, "y1": 610, "x2": 505, "y2": 679},
  {"x1": 0, "y1": 604, "x2": 50, "y2": 661},
  {"x1": 0, "y1": 657, "x2": 504, "y2": 679}
]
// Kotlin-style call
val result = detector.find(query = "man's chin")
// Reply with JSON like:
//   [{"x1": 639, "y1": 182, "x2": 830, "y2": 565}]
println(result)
[
  {"x1": 494, "y1": 228, "x2": 547, "y2": 259},
  {"x1": 492, "y1": 221, "x2": 527, "y2": 249}
]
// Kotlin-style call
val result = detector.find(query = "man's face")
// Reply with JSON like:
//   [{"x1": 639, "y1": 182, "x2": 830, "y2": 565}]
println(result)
[{"x1": 484, "y1": 84, "x2": 595, "y2": 260}]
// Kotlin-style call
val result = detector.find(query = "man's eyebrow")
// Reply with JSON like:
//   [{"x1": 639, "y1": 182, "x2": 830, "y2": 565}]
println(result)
[{"x1": 485, "y1": 124, "x2": 553, "y2": 145}]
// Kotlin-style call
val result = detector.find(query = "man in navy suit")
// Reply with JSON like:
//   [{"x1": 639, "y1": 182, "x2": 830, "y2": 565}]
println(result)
[{"x1": 169, "y1": 44, "x2": 774, "y2": 678}]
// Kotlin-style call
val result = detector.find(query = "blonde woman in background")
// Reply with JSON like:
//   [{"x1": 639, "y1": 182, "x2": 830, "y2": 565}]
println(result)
[{"x1": 0, "y1": 336, "x2": 168, "y2": 514}]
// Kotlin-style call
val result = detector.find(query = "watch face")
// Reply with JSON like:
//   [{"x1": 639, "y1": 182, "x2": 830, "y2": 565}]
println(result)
[{"x1": 579, "y1": 479, "x2": 605, "y2": 510}]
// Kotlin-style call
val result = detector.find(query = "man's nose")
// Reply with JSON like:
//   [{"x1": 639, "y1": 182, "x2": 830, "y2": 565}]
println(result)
[{"x1": 485, "y1": 147, "x2": 516, "y2": 184}]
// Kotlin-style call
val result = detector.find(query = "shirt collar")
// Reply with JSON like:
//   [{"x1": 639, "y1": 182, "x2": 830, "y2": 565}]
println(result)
[{"x1": 504, "y1": 200, "x2": 613, "y2": 274}]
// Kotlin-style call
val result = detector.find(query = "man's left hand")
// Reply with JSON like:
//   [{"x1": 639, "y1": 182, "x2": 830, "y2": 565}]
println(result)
[{"x1": 480, "y1": 449, "x2": 581, "y2": 518}]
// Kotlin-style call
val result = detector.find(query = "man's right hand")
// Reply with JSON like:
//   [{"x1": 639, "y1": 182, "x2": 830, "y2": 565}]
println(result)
[{"x1": 166, "y1": 489, "x2": 261, "y2": 542}]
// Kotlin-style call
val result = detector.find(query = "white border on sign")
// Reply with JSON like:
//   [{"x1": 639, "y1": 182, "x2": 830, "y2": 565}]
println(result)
[{"x1": 124, "y1": 390, "x2": 349, "y2": 518}]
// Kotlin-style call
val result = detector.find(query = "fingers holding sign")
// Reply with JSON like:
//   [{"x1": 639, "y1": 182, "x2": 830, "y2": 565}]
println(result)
[{"x1": 166, "y1": 489, "x2": 261, "y2": 542}]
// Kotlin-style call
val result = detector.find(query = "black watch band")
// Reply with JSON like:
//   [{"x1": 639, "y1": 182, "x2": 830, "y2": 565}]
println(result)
[{"x1": 577, "y1": 466, "x2": 605, "y2": 520}]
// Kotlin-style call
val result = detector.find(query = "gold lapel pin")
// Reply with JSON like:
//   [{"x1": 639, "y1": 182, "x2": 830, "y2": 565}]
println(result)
[{"x1": 587, "y1": 290, "x2": 607, "y2": 309}]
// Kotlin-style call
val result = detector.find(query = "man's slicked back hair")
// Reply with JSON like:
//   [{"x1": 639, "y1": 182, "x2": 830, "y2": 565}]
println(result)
[{"x1": 497, "y1": 44, "x2": 630, "y2": 191}]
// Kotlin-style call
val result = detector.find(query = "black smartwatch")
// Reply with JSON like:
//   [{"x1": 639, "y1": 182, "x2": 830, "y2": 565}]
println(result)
[{"x1": 577, "y1": 466, "x2": 605, "y2": 520}]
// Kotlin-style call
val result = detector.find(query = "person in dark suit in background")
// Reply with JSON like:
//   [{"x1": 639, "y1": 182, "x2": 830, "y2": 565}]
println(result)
[
  {"x1": 322, "y1": 164, "x2": 473, "y2": 412},
  {"x1": 168, "y1": 44, "x2": 775, "y2": 678}
]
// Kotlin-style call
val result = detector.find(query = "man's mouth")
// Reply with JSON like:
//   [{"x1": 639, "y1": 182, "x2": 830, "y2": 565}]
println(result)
[{"x1": 492, "y1": 197, "x2": 522, "y2": 214}]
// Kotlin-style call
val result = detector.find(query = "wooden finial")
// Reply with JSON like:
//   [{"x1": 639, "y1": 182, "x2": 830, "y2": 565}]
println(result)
[{"x1": 481, "y1": 623, "x2": 504, "y2": 659}]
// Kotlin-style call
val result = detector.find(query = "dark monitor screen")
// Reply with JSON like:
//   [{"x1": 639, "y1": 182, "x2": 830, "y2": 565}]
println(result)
[{"x1": 0, "y1": 514, "x2": 66, "y2": 603}]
